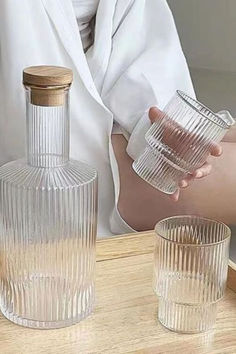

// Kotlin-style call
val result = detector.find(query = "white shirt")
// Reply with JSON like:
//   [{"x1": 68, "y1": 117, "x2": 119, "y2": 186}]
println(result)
[
  {"x1": 72, "y1": 0, "x2": 99, "y2": 51},
  {"x1": 0, "y1": 0, "x2": 194, "y2": 237}
]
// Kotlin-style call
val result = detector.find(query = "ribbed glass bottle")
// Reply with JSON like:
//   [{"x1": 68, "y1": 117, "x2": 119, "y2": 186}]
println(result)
[{"x1": 0, "y1": 66, "x2": 98, "y2": 329}]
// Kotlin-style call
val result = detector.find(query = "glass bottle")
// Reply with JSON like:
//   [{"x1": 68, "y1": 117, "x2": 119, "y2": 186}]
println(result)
[{"x1": 0, "y1": 66, "x2": 98, "y2": 329}]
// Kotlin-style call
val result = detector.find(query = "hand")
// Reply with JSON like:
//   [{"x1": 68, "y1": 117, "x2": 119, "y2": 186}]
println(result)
[{"x1": 149, "y1": 107, "x2": 222, "y2": 202}]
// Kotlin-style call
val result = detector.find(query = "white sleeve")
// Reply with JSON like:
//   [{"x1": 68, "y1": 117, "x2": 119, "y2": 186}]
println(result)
[
  {"x1": 102, "y1": 0, "x2": 195, "y2": 160},
  {"x1": 0, "y1": 1, "x2": 29, "y2": 166}
]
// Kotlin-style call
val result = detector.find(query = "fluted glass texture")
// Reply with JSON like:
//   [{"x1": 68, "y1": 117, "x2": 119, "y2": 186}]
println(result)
[
  {"x1": 0, "y1": 88, "x2": 98, "y2": 328},
  {"x1": 133, "y1": 91, "x2": 234, "y2": 194},
  {"x1": 153, "y1": 216, "x2": 231, "y2": 333}
]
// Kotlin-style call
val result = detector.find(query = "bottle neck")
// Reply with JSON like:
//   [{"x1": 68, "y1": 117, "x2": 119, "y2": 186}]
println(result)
[{"x1": 25, "y1": 87, "x2": 70, "y2": 168}]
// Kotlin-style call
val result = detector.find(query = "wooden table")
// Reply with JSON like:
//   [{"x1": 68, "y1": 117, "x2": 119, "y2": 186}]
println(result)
[{"x1": 0, "y1": 231, "x2": 236, "y2": 354}]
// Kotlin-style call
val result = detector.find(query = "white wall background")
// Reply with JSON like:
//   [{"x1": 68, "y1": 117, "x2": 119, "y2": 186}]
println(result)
[
  {"x1": 167, "y1": 0, "x2": 236, "y2": 114},
  {"x1": 167, "y1": 0, "x2": 236, "y2": 72}
]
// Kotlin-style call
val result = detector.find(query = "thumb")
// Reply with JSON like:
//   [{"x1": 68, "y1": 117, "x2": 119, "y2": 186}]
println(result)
[{"x1": 149, "y1": 107, "x2": 164, "y2": 123}]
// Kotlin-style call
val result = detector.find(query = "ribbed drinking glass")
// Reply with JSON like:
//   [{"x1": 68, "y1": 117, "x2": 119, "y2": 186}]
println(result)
[
  {"x1": 133, "y1": 91, "x2": 234, "y2": 194},
  {"x1": 0, "y1": 66, "x2": 98, "y2": 329},
  {"x1": 153, "y1": 216, "x2": 231, "y2": 333}
]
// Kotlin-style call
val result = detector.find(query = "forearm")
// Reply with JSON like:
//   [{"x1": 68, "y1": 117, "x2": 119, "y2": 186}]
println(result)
[
  {"x1": 177, "y1": 141, "x2": 236, "y2": 224},
  {"x1": 222, "y1": 125, "x2": 236, "y2": 142},
  {"x1": 112, "y1": 135, "x2": 236, "y2": 231}
]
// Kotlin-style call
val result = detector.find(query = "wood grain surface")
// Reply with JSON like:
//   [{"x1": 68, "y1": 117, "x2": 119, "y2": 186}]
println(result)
[
  {"x1": 23, "y1": 66, "x2": 72, "y2": 106},
  {"x1": 0, "y1": 231, "x2": 235, "y2": 354},
  {"x1": 23, "y1": 66, "x2": 73, "y2": 87},
  {"x1": 228, "y1": 260, "x2": 236, "y2": 293}
]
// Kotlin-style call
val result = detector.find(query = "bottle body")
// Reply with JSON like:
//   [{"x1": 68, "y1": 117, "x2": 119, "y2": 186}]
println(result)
[
  {"x1": 0, "y1": 67, "x2": 98, "y2": 328},
  {"x1": 0, "y1": 160, "x2": 97, "y2": 328}
]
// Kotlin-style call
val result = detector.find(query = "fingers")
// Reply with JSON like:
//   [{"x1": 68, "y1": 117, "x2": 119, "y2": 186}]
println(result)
[
  {"x1": 149, "y1": 107, "x2": 201, "y2": 155},
  {"x1": 179, "y1": 174, "x2": 195, "y2": 188},
  {"x1": 177, "y1": 162, "x2": 212, "y2": 191},
  {"x1": 193, "y1": 162, "x2": 212, "y2": 178},
  {"x1": 169, "y1": 189, "x2": 180, "y2": 202},
  {"x1": 149, "y1": 107, "x2": 164, "y2": 123},
  {"x1": 169, "y1": 162, "x2": 212, "y2": 201},
  {"x1": 210, "y1": 143, "x2": 222, "y2": 157},
  {"x1": 149, "y1": 106, "x2": 220, "y2": 203}
]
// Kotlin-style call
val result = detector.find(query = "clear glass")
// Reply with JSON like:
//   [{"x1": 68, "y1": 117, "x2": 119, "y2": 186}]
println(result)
[
  {"x1": 133, "y1": 91, "x2": 234, "y2": 194},
  {"x1": 0, "y1": 86, "x2": 98, "y2": 329},
  {"x1": 153, "y1": 216, "x2": 231, "y2": 333}
]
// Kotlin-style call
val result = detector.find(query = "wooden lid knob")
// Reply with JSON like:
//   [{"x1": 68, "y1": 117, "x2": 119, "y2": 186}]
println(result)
[{"x1": 23, "y1": 66, "x2": 73, "y2": 106}]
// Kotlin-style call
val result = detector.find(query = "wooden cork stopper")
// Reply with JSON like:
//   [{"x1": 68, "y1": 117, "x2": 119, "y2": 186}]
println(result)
[
  {"x1": 23, "y1": 66, "x2": 73, "y2": 106},
  {"x1": 29, "y1": 88, "x2": 67, "y2": 106}
]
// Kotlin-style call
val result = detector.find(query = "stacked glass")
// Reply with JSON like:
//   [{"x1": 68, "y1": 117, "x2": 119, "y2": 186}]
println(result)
[{"x1": 133, "y1": 91, "x2": 234, "y2": 194}]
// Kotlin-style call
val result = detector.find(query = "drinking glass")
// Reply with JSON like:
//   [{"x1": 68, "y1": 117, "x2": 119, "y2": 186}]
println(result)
[
  {"x1": 133, "y1": 91, "x2": 234, "y2": 194},
  {"x1": 153, "y1": 216, "x2": 231, "y2": 333}
]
